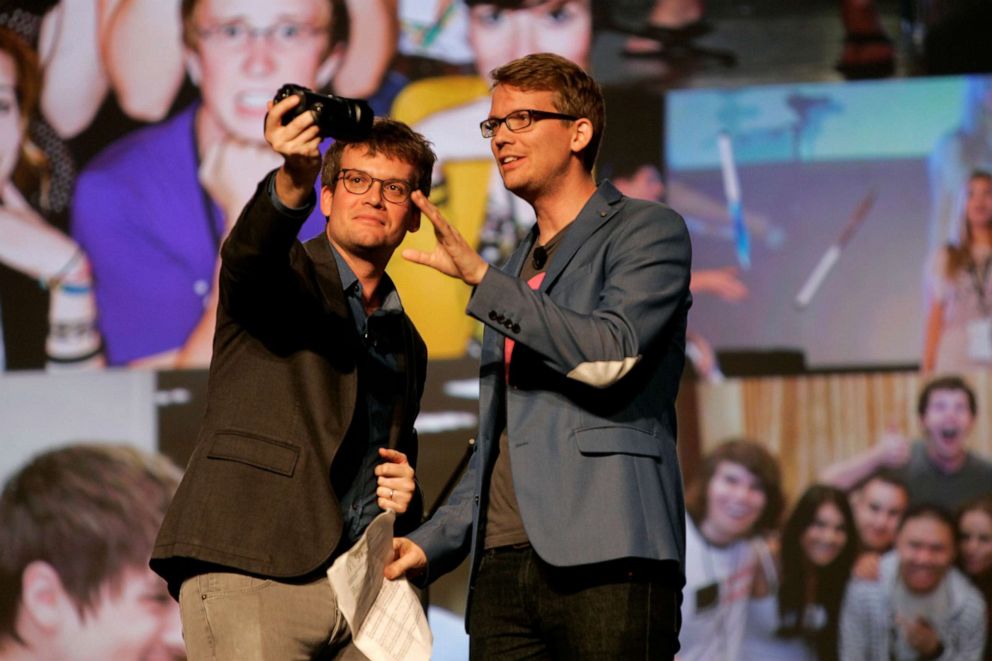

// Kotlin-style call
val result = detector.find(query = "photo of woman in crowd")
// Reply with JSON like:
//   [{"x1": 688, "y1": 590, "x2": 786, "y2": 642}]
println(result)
[
  {"x1": 742, "y1": 484, "x2": 859, "y2": 660},
  {"x1": 0, "y1": 26, "x2": 101, "y2": 370},
  {"x1": 923, "y1": 169, "x2": 992, "y2": 374},
  {"x1": 957, "y1": 495, "x2": 992, "y2": 660}
]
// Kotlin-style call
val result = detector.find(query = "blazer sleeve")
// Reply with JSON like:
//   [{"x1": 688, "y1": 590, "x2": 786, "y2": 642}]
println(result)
[
  {"x1": 467, "y1": 201, "x2": 691, "y2": 388},
  {"x1": 219, "y1": 171, "x2": 316, "y2": 315},
  {"x1": 406, "y1": 443, "x2": 481, "y2": 584}
]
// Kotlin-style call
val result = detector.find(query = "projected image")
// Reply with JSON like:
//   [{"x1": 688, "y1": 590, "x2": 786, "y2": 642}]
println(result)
[{"x1": 665, "y1": 75, "x2": 987, "y2": 371}]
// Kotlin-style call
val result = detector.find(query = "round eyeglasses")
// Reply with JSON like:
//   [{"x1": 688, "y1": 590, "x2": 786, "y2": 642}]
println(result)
[
  {"x1": 336, "y1": 169, "x2": 414, "y2": 204},
  {"x1": 480, "y1": 109, "x2": 579, "y2": 138},
  {"x1": 196, "y1": 20, "x2": 327, "y2": 50}
]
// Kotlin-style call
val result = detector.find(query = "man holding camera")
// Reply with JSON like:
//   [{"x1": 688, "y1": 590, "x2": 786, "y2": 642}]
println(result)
[{"x1": 150, "y1": 94, "x2": 436, "y2": 659}]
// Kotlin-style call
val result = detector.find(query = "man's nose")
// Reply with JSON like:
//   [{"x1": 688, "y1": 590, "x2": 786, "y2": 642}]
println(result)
[
  {"x1": 364, "y1": 180, "x2": 385, "y2": 205},
  {"x1": 242, "y1": 33, "x2": 276, "y2": 76}
]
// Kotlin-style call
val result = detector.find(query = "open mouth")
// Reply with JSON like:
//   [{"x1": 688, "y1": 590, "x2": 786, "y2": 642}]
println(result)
[
  {"x1": 236, "y1": 91, "x2": 271, "y2": 115},
  {"x1": 939, "y1": 427, "x2": 960, "y2": 441}
]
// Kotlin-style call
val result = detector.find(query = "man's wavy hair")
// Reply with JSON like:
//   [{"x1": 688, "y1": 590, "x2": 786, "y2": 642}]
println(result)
[
  {"x1": 489, "y1": 52, "x2": 604, "y2": 172},
  {"x1": 321, "y1": 117, "x2": 436, "y2": 197},
  {"x1": 0, "y1": 444, "x2": 181, "y2": 646},
  {"x1": 917, "y1": 374, "x2": 977, "y2": 417}
]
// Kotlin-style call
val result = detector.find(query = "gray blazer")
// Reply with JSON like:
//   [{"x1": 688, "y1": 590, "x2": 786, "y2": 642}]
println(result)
[{"x1": 409, "y1": 181, "x2": 691, "y2": 592}]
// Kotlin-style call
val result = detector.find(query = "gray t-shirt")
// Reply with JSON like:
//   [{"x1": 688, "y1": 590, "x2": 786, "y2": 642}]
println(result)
[
  {"x1": 890, "y1": 576, "x2": 952, "y2": 661},
  {"x1": 483, "y1": 227, "x2": 569, "y2": 550},
  {"x1": 894, "y1": 441, "x2": 992, "y2": 512}
]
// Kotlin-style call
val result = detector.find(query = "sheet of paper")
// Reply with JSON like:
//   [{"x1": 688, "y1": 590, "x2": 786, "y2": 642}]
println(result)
[{"x1": 327, "y1": 511, "x2": 432, "y2": 661}]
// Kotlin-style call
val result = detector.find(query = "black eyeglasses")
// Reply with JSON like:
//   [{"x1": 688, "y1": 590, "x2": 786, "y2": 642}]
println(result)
[
  {"x1": 480, "y1": 109, "x2": 579, "y2": 138},
  {"x1": 335, "y1": 169, "x2": 413, "y2": 204}
]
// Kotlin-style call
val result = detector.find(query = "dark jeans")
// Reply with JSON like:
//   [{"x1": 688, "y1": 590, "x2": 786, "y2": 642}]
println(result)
[{"x1": 467, "y1": 545, "x2": 682, "y2": 660}]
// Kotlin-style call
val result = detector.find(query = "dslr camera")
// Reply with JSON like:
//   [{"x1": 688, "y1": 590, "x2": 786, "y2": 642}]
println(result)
[{"x1": 273, "y1": 83, "x2": 373, "y2": 141}]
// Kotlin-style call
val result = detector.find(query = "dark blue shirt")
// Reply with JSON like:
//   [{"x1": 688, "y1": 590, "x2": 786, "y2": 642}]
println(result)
[{"x1": 331, "y1": 248, "x2": 406, "y2": 548}]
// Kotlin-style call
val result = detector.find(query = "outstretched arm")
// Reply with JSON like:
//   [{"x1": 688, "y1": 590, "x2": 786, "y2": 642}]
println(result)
[
  {"x1": 406, "y1": 191, "x2": 691, "y2": 389},
  {"x1": 39, "y1": 0, "x2": 113, "y2": 137},
  {"x1": 403, "y1": 189, "x2": 489, "y2": 285},
  {"x1": 819, "y1": 428, "x2": 910, "y2": 490},
  {"x1": 101, "y1": 0, "x2": 184, "y2": 121},
  {"x1": 332, "y1": 0, "x2": 398, "y2": 99}
]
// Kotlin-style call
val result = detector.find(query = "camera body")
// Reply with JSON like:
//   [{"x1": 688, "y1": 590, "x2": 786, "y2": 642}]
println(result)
[{"x1": 273, "y1": 83, "x2": 373, "y2": 141}]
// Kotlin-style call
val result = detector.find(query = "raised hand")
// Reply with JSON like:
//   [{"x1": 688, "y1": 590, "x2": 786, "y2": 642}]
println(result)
[
  {"x1": 402, "y1": 190, "x2": 489, "y2": 286},
  {"x1": 198, "y1": 137, "x2": 281, "y2": 230},
  {"x1": 264, "y1": 95, "x2": 324, "y2": 208}
]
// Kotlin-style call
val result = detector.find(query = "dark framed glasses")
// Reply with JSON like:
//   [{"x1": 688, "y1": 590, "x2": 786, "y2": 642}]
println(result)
[
  {"x1": 480, "y1": 109, "x2": 579, "y2": 138},
  {"x1": 335, "y1": 169, "x2": 413, "y2": 204}
]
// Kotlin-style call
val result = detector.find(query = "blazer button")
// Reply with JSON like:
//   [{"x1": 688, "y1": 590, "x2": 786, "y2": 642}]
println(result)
[
  {"x1": 512, "y1": 323, "x2": 521, "y2": 333},
  {"x1": 489, "y1": 311, "x2": 498, "y2": 321},
  {"x1": 474, "y1": 495, "x2": 480, "y2": 506}
]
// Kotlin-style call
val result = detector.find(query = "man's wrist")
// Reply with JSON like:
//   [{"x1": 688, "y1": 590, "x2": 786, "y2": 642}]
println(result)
[
  {"x1": 270, "y1": 169, "x2": 316, "y2": 216},
  {"x1": 468, "y1": 263, "x2": 490, "y2": 287},
  {"x1": 274, "y1": 165, "x2": 318, "y2": 210}
]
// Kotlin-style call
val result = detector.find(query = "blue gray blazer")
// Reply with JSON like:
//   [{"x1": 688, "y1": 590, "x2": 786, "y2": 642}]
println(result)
[{"x1": 409, "y1": 181, "x2": 691, "y2": 595}]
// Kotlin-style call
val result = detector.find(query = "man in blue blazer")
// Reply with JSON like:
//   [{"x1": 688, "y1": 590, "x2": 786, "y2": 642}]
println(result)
[{"x1": 387, "y1": 52, "x2": 692, "y2": 658}]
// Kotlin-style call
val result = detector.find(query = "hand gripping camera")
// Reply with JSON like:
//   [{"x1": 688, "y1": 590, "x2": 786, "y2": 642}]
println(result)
[{"x1": 273, "y1": 83, "x2": 374, "y2": 141}]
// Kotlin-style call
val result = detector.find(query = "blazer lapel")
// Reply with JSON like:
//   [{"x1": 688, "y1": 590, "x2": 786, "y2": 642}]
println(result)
[
  {"x1": 387, "y1": 317, "x2": 417, "y2": 451},
  {"x1": 302, "y1": 234, "x2": 350, "y2": 321},
  {"x1": 539, "y1": 181, "x2": 622, "y2": 292}
]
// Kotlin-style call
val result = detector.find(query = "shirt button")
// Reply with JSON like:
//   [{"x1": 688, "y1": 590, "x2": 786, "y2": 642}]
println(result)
[{"x1": 193, "y1": 279, "x2": 210, "y2": 297}]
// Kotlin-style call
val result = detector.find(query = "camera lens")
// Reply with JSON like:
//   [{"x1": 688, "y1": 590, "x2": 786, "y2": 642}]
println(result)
[{"x1": 273, "y1": 83, "x2": 373, "y2": 141}]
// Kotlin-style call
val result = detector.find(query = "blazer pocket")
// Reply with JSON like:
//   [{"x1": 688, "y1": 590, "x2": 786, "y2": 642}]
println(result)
[
  {"x1": 573, "y1": 425, "x2": 662, "y2": 459},
  {"x1": 207, "y1": 431, "x2": 300, "y2": 477}
]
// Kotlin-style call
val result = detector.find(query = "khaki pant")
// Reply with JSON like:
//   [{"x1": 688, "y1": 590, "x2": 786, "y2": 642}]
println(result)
[{"x1": 178, "y1": 572, "x2": 367, "y2": 660}]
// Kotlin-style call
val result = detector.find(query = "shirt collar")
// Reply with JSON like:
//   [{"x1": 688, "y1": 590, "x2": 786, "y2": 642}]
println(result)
[{"x1": 327, "y1": 238, "x2": 403, "y2": 313}]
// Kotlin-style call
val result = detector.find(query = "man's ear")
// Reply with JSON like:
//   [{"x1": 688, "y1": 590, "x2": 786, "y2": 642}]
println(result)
[
  {"x1": 570, "y1": 118, "x2": 593, "y2": 155},
  {"x1": 316, "y1": 43, "x2": 344, "y2": 90},
  {"x1": 320, "y1": 184, "x2": 334, "y2": 217},
  {"x1": 406, "y1": 202, "x2": 422, "y2": 233},
  {"x1": 20, "y1": 561, "x2": 73, "y2": 631}
]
